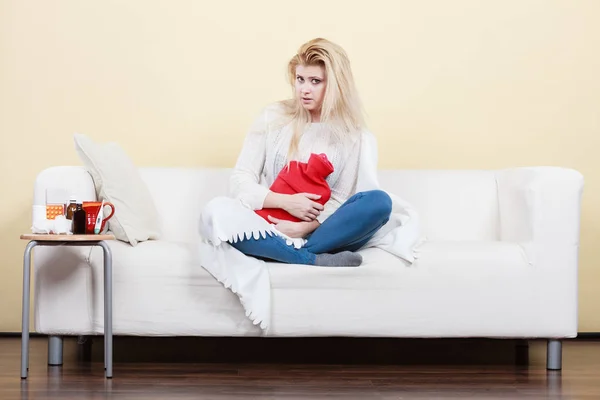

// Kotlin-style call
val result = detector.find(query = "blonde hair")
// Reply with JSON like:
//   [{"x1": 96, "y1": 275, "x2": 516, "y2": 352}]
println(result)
[{"x1": 280, "y1": 38, "x2": 366, "y2": 160}]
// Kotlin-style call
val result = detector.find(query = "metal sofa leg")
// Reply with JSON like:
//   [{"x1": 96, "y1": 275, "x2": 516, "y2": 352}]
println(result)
[
  {"x1": 546, "y1": 339, "x2": 562, "y2": 370},
  {"x1": 48, "y1": 335, "x2": 63, "y2": 366}
]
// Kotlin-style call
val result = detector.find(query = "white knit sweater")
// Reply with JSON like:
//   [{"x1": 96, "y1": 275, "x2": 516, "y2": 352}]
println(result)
[{"x1": 229, "y1": 103, "x2": 360, "y2": 223}]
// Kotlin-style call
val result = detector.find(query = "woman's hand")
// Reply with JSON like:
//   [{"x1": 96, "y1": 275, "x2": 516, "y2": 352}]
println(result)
[
  {"x1": 281, "y1": 193, "x2": 325, "y2": 222},
  {"x1": 267, "y1": 216, "x2": 319, "y2": 238}
]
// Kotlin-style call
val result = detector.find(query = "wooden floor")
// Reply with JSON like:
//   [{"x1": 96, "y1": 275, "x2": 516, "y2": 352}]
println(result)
[{"x1": 1, "y1": 337, "x2": 599, "y2": 399}]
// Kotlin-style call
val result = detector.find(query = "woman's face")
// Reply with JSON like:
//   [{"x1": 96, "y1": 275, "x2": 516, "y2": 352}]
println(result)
[{"x1": 295, "y1": 64, "x2": 326, "y2": 120}]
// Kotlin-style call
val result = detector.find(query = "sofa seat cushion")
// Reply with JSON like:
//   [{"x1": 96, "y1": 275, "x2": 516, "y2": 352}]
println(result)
[
  {"x1": 267, "y1": 241, "x2": 531, "y2": 291},
  {"x1": 266, "y1": 241, "x2": 575, "y2": 338},
  {"x1": 35, "y1": 239, "x2": 262, "y2": 336}
]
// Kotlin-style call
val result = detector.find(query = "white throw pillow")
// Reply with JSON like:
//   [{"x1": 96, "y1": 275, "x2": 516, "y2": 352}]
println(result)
[{"x1": 73, "y1": 133, "x2": 161, "y2": 246}]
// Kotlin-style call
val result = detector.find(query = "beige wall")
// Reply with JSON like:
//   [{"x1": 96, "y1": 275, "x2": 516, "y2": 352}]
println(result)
[{"x1": 1, "y1": 0, "x2": 599, "y2": 332}]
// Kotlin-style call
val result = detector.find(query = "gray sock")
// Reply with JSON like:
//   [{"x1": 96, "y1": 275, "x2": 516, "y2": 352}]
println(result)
[{"x1": 314, "y1": 251, "x2": 362, "y2": 267}]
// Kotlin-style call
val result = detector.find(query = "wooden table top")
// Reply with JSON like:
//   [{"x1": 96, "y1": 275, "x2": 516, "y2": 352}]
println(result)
[{"x1": 20, "y1": 234, "x2": 115, "y2": 241}]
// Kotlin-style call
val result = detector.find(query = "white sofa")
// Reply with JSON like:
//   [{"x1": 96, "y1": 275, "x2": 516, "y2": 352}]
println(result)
[{"x1": 29, "y1": 165, "x2": 584, "y2": 370}]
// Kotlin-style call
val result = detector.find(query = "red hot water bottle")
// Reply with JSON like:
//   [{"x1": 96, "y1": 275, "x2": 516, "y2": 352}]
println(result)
[{"x1": 256, "y1": 153, "x2": 334, "y2": 223}]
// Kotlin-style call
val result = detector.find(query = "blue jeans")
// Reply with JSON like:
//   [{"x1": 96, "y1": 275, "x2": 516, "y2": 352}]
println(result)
[{"x1": 230, "y1": 190, "x2": 392, "y2": 265}]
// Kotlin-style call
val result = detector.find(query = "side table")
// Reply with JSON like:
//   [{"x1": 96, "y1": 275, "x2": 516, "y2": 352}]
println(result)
[{"x1": 19, "y1": 234, "x2": 115, "y2": 379}]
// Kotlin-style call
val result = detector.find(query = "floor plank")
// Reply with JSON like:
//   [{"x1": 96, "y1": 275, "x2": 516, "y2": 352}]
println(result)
[{"x1": 1, "y1": 337, "x2": 599, "y2": 399}]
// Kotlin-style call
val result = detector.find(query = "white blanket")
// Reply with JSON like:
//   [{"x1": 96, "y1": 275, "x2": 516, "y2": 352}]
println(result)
[{"x1": 197, "y1": 131, "x2": 423, "y2": 332}]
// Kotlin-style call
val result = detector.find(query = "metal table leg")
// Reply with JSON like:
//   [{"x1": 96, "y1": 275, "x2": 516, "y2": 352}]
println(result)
[
  {"x1": 21, "y1": 241, "x2": 37, "y2": 379},
  {"x1": 98, "y1": 241, "x2": 113, "y2": 379}
]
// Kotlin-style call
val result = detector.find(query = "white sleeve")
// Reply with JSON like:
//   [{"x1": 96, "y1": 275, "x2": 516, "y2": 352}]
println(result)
[{"x1": 229, "y1": 108, "x2": 271, "y2": 210}]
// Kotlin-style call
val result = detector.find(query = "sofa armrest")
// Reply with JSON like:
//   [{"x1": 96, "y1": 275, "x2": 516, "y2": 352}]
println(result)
[
  {"x1": 33, "y1": 165, "x2": 97, "y2": 207},
  {"x1": 496, "y1": 166, "x2": 584, "y2": 268}
]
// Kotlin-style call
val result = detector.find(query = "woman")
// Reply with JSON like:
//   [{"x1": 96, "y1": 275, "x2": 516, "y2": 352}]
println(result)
[
  {"x1": 221, "y1": 38, "x2": 394, "y2": 267},
  {"x1": 200, "y1": 38, "x2": 420, "y2": 271}
]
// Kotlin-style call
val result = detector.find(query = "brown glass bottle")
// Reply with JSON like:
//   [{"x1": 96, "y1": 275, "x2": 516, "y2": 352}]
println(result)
[
  {"x1": 66, "y1": 199, "x2": 77, "y2": 220},
  {"x1": 72, "y1": 203, "x2": 87, "y2": 234}
]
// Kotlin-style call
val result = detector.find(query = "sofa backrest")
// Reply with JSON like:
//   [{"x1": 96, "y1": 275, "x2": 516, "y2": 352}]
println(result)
[
  {"x1": 138, "y1": 167, "x2": 500, "y2": 243},
  {"x1": 378, "y1": 170, "x2": 499, "y2": 241},
  {"x1": 138, "y1": 167, "x2": 232, "y2": 244}
]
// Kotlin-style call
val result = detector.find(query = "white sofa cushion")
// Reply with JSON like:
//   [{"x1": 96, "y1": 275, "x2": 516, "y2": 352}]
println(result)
[
  {"x1": 378, "y1": 170, "x2": 500, "y2": 241},
  {"x1": 267, "y1": 241, "x2": 530, "y2": 290},
  {"x1": 73, "y1": 133, "x2": 161, "y2": 246},
  {"x1": 137, "y1": 167, "x2": 231, "y2": 243},
  {"x1": 34, "y1": 240, "x2": 261, "y2": 336},
  {"x1": 267, "y1": 242, "x2": 575, "y2": 337}
]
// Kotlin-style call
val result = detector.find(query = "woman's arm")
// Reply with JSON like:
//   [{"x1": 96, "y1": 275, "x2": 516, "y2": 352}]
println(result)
[
  {"x1": 263, "y1": 192, "x2": 286, "y2": 209},
  {"x1": 265, "y1": 137, "x2": 362, "y2": 238},
  {"x1": 264, "y1": 192, "x2": 324, "y2": 221}
]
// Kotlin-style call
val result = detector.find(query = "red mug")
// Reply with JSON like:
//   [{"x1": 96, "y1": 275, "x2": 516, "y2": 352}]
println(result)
[{"x1": 82, "y1": 201, "x2": 115, "y2": 234}]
